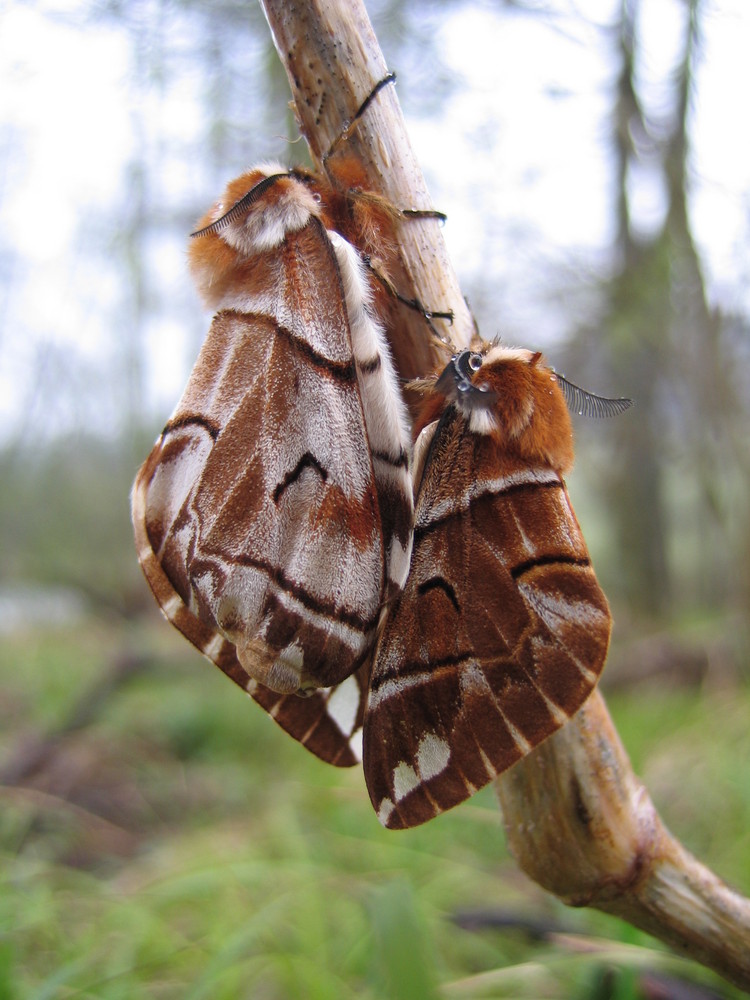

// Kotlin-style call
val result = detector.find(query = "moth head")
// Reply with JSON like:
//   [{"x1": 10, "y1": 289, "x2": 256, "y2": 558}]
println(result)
[
  {"x1": 431, "y1": 346, "x2": 573, "y2": 471},
  {"x1": 439, "y1": 345, "x2": 632, "y2": 473},
  {"x1": 187, "y1": 166, "x2": 322, "y2": 308}
]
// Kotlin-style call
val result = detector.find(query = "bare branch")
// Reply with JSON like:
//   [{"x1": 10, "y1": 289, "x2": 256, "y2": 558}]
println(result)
[
  {"x1": 258, "y1": 0, "x2": 750, "y2": 990},
  {"x1": 496, "y1": 691, "x2": 750, "y2": 987},
  {"x1": 260, "y1": 0, "x2": 475, "y2": 383}
]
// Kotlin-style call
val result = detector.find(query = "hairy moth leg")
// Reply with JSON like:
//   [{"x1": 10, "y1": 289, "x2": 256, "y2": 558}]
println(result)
[
  {"x1": 365, "y1": 346, "x2": 615, "y2": 829},
  {"x1": 317, "y1": 71, "x2": 454, "y2": 342}
]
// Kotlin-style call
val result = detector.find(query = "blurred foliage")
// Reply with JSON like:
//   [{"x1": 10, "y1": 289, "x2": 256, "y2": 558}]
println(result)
[
  {"x1": 1, "y1": 0, "x2": 748, "y2": 644},
  {"x1": 0, "y1": 435, "x2": 148, "y2": 616},
  {"x1": 1, "y1": 623, "x2": 747, "y2": 998}
]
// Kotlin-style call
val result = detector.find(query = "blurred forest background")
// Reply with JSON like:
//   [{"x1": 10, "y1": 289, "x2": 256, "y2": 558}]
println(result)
[{"x1": 1, "y1": 0, "x2": 749, "y2": 997}]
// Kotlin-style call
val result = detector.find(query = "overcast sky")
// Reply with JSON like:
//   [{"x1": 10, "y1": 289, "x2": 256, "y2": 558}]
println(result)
[{"x1": 0, "y1": 0, "x2": 748, "y2": 442}]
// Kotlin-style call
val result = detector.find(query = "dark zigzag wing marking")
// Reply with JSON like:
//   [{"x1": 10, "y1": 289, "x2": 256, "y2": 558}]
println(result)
[
  {"x1": 136, "y1": 406, "x2": 380, "y2": 647},
  {"x1": 364, "y1": 443, "x2": 611, "y2": 829},
  {"x1": 133, "y1": 167, "x2": 412, "y2": 759},
  {"x1": 273, "y1": 452, "x2": 328, "y2": 504},
  {"x1": 133, "y1": 501, "x2": 365, "y2": 767},
  {"x1": 147, "y1": 242, "x2": 386, "y2": 691}
]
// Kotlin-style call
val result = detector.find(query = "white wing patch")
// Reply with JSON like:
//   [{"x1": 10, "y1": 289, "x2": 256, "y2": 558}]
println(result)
[
  {"x1": 325, "y1": 674, "x2": 360, "y2": 736},
  {"x1": 518, "y1": 579, "x2": 610, "y2": 631},
  {"x1": 393, "y1": 761, "x2": 420, "y2": 802},
  {"x1": 391, "y1": 731, "x2": 451, "y2": 804},
  {"x1": 387, "y1": 534, "x2": 413, "y2": 591},
  {"x1": 416, "y1": 732, "x2": 451, "y2": 781}
]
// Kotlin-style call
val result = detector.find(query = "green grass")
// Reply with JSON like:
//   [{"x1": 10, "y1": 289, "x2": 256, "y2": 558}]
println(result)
[{"x1": 1, "y1": 621, "x2": 748, "y2": 998}]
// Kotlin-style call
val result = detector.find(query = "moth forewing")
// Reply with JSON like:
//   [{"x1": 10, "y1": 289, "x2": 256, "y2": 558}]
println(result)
[
  {"x1": 132, "y1": 165, "x2": 414, "y2": 763},
  {"x1": 365, "y1": 346, "x2": 612, "y2": 830},
  {"x1": 326, "y1": 230, "x2": 414, "y2": 595}
]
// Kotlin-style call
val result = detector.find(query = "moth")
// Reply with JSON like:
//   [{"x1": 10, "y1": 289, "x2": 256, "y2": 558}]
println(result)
[
  {"x1": 132, "y1": 124, "x2": 629, "y2": 827},
  {"x1": 364, "y1": 346, "x2": 631, "y2": 828},
  {"x1": 132, "y1": 162, "x2": 418, "y2": 767}
]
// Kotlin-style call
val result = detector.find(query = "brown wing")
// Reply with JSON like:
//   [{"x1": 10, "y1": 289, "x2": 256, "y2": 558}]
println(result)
[
  {"x1": 364, "y1": 409, "x2": 611, "y2": 828},
  {"x1": 132, "y1": 192, "x2": 390, "y2": 763},
  {"x1": 132, "y1": 505, "x2": 368, "y2": 766}
]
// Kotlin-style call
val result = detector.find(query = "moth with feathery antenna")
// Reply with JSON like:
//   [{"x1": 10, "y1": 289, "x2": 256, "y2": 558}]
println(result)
[
  {"x1": 364, "y1": 345, "x2": 632, "y2": 828},
  {"x1": 131, "y1": 71, "x2": 632, "y2": 826}
]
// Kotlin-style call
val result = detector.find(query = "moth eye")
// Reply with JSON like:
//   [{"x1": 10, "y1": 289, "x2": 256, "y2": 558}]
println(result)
[
  {"x1": 312, "y1": 192, "x2": 322, "y2": 204},
  {"x1": 468, "y1": 353, "x2": 483, "y2": 372}
]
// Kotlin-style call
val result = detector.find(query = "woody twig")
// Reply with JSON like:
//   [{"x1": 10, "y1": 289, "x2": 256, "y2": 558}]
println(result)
[{"x1": 259, "y1": 0, "x2": 750, "y2": 989}]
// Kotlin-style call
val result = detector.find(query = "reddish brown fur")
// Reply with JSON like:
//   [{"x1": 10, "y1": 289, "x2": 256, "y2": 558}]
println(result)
[
  {"x1": 188, "y1": 163, "x2": 399, "y2": 308},
  {"x1": 136, "y1": 161, "x2": 415, "y2": 700},
  {"x1": 187, "y1": 168, "x2": 273, "y2": 302},
  {"x1": 365, "y1": 347, "x2": 610, "y2": 829},
  {"x1": 411, "y1": 387, "x2": 448, "y2": 438},
  {"x1": 414, "y1": 349, "x2": 574, "y2": 474},
  {"x1": 481, "y1": 355, "x2": 574, "y2": 474},
  {"x1": 319, "y1": 157, "x2": 400, "y2": 259}
]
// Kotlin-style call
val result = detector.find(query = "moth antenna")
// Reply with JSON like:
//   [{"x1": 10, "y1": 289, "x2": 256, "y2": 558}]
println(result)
[
  {"x1": 190, "y1": 172, "x2": 292, "y2": 238},
  {"x1": 555, "y1": 373, "x2": 633, "y2": 418}
]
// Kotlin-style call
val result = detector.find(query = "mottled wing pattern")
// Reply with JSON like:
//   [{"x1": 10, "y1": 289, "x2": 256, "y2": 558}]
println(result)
[
  {"x1": 365, "y1": 406, "x2": 611, "y2": 828},
  {"x1": 132, "y1": 169, "x2": 412, "y2": 766},
  {"x1": 132, "y1": 501, "x2": 368, "y2": 765}
]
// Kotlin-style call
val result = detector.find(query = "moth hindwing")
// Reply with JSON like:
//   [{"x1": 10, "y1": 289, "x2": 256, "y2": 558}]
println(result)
[
  {"x1": 132, "y1": 165, "x2": 413, "y2": 767},
  {"x1": 364, "y1": 346, "x2": 612, "y2": 829}
]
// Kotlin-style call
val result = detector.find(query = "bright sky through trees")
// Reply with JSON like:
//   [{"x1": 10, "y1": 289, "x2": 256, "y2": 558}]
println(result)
[{"x1": 0, "y1": 0, "x2": 747, "y2": 441}]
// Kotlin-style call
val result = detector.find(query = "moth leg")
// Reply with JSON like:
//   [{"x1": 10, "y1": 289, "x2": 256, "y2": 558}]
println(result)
[
  {"x1": 321, "y1": 72, "x2": 453, "y2": 340},
  {"x1": 401, "y1": 208, "x2": 447, "y2": 223},
  {"x1": 325, "y1": 71, "x2": 448, "y2": 230},
  {"x1": 325, "y1": 72, "x2": 398, "y2": 161},
  {"x1": 361, "y1": 252, "x2": 454, "y2": 342}
]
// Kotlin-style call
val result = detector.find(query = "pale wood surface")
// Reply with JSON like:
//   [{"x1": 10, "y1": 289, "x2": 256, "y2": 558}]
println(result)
[
  {"x1": 261, "y1": 0, "x2": 474, "y2": 384},
  {"x1": 496, "y1": 690, "x2": 750, "y2": 986},
  {"x1": 260, "y1": 0, "x2": 750, "y2": 989}
]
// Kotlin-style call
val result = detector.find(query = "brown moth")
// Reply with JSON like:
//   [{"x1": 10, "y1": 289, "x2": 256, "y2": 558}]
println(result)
[
  {"x1": 365, "y1": 347, "x2": 631, "y2": 828},
  {"x1": 132, "y1": 163, "x2": 416, "y2": 767},
  {"x1": 132, "y1": 79, "x2": 628, "y2": 823}
]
